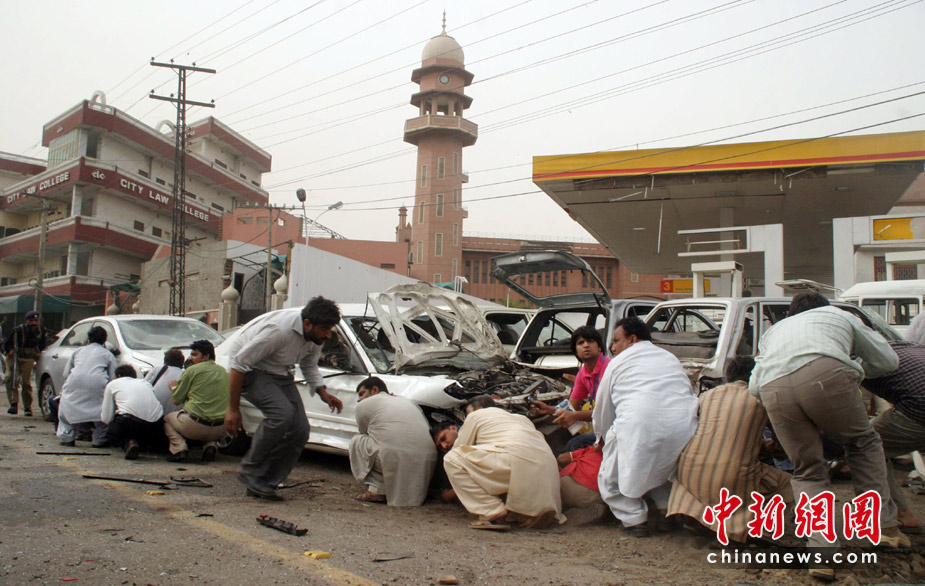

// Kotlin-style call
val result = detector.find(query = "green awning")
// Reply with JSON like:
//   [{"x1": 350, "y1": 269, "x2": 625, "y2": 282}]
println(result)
[{"x1": 0, "y1": 294, "x2": 75, "y2": 314}]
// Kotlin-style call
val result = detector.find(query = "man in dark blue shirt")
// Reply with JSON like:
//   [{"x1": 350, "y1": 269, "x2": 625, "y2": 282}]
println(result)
[{"x1": 862, "y1": 340, "x2": 925, "y2": 533}]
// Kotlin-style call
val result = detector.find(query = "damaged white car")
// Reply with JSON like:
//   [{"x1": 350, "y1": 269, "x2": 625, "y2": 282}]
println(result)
[{"x1": 215, "y1": 283, "x2": 569, "y2": 455}]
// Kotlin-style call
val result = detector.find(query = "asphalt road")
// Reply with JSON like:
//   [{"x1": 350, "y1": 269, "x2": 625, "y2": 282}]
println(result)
[{"x1": 2, "y1": 412, "x2": 924, "y2": 586}]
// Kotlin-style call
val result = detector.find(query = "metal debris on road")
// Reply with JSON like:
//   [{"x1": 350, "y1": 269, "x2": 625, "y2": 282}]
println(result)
[
  {"x1": 169, "y1": 476, "x2": 213, "y2": 488},
  {"x1": 196, "y1": 513, "x2": 214, "y2": 517},
  {"x1": 373, "y1": 553, "x2": 414, "y2": 562},
  {"x1": 256, "y1": 515, "x2": 308, "y2": 536},
  {"x1": 277, "y1": 479, "x2": 324, "y2": 490},
  {"x1": 82, "y1": 474, "x2": 172, "y2": 487},
  {"x1": 37, "y1": 451, "x2": 111, "y2": 456},
  {"x1": 304, "y1": 550, "x2": 331, "y2": 559}
]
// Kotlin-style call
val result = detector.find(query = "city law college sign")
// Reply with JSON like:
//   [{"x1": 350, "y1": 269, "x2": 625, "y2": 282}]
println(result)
[{"x1": 0, "y1": 159, "x2": 218, "y2": 232}]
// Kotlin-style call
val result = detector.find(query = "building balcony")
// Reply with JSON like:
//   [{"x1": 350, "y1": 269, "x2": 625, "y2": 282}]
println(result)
[{"x1": 403, "y1": 115, "x2": 478, "y2": 147}]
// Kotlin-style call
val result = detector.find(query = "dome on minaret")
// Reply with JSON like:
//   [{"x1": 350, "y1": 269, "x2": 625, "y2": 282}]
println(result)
[{"x1": 422, "y1": 33, "x2": 464, "y2": 65}]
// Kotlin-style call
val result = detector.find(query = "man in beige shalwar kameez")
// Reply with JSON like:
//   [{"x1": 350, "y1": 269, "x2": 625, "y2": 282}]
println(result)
[
  {"x1": 435, "y1": 396, "x2": 565, "y2": 530},
  {"x1": 349, "y1": 377, "x2": 437, "y2": 506}
]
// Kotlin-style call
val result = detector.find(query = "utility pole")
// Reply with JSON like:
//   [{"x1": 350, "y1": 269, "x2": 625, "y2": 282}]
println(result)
[
  {"x1": 266, "y1": 206, "x2": 274, "y2": 313},
  {"x1": 33, "y1": 205, "x2": 50, "y2": 313},
  {"x1": 149, "y1": 60, "x2": 215, "y2": 316}
]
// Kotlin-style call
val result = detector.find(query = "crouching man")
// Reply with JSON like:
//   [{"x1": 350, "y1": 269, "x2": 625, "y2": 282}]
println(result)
[
  {"x1": 101, "y1": 365, "x2": 165, "y2": 460},
  {"x1": 348, "y1": 377, "x2": 437, "y2": 506},
  {"x1": 164, "y1": 340, "x2": 229, "y2": 463},
  {"x1": 433, "y1": 395, "x2": 565, "y2": 530}
]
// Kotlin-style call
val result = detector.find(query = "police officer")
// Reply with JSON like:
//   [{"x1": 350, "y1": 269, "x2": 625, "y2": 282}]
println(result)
[{"x1": 4, "y1": 311, "x2": 48, "y2": 416}]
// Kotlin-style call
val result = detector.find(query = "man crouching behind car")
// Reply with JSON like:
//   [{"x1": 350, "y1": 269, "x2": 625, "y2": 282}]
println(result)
[{"x1": 224, "y1": 296, "x2": 344, "y2": 501}]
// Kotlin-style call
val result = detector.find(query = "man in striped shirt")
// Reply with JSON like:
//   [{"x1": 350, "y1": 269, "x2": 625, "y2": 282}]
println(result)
[{"x1": 668, "y1": 356, "x2": 792, "y2": 543}]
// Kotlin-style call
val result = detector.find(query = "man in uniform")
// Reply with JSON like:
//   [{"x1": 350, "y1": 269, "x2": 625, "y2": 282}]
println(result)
[{"x1": 4, "y1": 311, "x2": 48, "y2": 416}]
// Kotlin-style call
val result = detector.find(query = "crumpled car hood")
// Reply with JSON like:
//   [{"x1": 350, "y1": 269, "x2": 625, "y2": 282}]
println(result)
[{"x1": 369, "y1": 283, "x2": 508, "y2": 372}]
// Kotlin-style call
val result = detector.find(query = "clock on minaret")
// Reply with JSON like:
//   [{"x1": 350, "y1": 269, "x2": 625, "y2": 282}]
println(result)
[{"x1": 403, "y1": 18, "x2": 478, "y2": 284}]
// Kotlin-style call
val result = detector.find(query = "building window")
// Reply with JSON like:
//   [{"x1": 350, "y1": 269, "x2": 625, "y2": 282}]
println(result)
[
  {"x1": 874, "y1": 256, "x2": 886, "y2": 281},
  {"x1": 453, "y1": 223, "x2": 459, "y2": 246},
  {"x1": 434, "y1": 273, "x2": 441, "y2": 283},
  {"x1": 138, "y1": 169, "x2": 149, "y2": 178},
  {"x1": 156, "y1": 177, "x2": 167, "y2": 186},
  {"x1": 81, "y1": 198, "x2": 95, "y2": 217},
  {"x1": 453, "y1": 152, "x2": 459, "y2": 175},
  {"x1": 464, "y1": 260, "x2": 471, "y2": 281},
  {"x1": 436, "y1": 194, "x2": 444, "y2": 217},
  {"x1": 418, "y1": 201, "x2": 425, "y2": 224},
  {"x1": 421, "y1": 165, "x2": 427, "y2": 187},
  {"x1": 562, "y1": 270, "x2": 567, "y2": 287},
  {"x1": 435, "y1": 233, "x2": 443, "y2": 257},
  {"x1": 545, "y1": 272, "x2": 550, "y2": 286},
  {"x1": 453, "y1": 188, "x2": 459, "y2": 209},
  {"x1": 214, "y1": 158, "x2": 228, "y2": 169},
  {"x1": 211, "y1": 202, "x2": 225, "y2": 212},
  {"x1": 631, "y1": 271, "x2": 639, "y2": 283},
  {"x1": 606, "y1": 266, "x2": 613, "y2": 288},
  {"x1": 582, "y1": 271, "x2": 587, "y2": 288},
  {"x1": 133, "y1": 220, "x2": 144, "y2": 231},
  {"x1": 416, "y1": 241, "x2": 423, "y2": 264},
  {"x1": 482, "y1": 262, "x2": 489, "y2": 284},
  {"x1": 47, "y1": 129, "x2": 79, "y2": 168},
  {"x1": 553, "y1": 271, "x2": 559, "y2": 287},
  {"x1": 380, "y1": 263, "x2": 395, "y2": 269},
  {"x1": 437, "y1": 157, "x2": 445, "y2": 179},
  {"x1": 152, "y1": 226, "x2": 162, "y2": 238},
  {"x1": 473, "y1": 260, "x2": 480, "y2": 283},
  {"x1": 452, "y1": 258, "x2": 458, "y2": 279}
]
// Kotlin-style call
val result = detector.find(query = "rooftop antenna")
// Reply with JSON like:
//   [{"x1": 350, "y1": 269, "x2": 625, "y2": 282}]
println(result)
[{"x1": 442, "y1": 10, "x2": 446, "y2": 34}]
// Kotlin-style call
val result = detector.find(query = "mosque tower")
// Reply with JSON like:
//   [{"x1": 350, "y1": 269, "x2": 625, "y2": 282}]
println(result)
[{"x1": 401, "y1": 15, "x2": 477, "y2": 284}]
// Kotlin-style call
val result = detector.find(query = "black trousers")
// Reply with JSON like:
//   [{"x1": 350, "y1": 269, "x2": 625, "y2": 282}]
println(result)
[{"x1": 107, "y1": 414, "x2": 168, "y2": 452}]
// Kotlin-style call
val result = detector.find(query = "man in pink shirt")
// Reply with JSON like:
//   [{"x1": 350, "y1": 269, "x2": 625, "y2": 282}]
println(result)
[{"x1": 535, "y1": 326, "x2": 610, "y2": 452}]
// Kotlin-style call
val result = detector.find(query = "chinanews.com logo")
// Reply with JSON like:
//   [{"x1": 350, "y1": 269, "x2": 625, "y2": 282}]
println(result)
[{"x1": 703, "y1": 488, "x2": 881, "y2": 569}]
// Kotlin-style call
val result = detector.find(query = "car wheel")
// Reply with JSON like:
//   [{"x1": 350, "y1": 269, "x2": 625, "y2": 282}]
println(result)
[
  {"x1": 217, "y1": 430, "x2": 251, "y2": 456},
  {"x1": 39, "y1": 377, "x2": 57, "y2": 423}
]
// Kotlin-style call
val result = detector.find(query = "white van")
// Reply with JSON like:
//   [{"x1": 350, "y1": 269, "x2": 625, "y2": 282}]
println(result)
[{"x1": 839, "y1": 279, "x2": 925, "y2": 335}]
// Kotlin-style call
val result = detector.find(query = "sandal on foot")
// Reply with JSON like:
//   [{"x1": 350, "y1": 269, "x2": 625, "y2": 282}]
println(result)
[
  {"x1": 469, "y1": 520, "x2": 511, "y2": 531},
  {"x1": 355, "y1": 491, "x2": 386, "y2": 503}
]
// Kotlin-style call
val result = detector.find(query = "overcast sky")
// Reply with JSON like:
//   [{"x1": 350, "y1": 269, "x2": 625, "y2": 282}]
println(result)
[{"x1": 3, "y1": 0, "x2": 924, "y2": 243}]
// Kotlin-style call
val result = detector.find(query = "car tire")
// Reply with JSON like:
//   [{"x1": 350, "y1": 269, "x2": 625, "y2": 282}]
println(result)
[
  {"x1": 217, "y1": 430, "x2": 251, "y2": 457},
  {"x1": 39, "y1": 377, "x2": 57, "y2": 423}
]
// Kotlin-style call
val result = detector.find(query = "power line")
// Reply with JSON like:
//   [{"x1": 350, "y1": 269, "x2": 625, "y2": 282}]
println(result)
[{"x1": 263, "y1": 0, "x2": 916, "y2": 188}]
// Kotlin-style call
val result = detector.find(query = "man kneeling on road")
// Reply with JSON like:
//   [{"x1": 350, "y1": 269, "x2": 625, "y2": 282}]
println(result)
[
  {"x1": 434, "y1": 395, "x2": 565, "y2": 530},
  {"x1": 101, "y1": 365, "x2": 165, "y2": 460},
  {"x1": 225, "y1": 297, "x2": 344, "y2": 501},
  {"x1": 164, "y1": 340, "x2": 229, "y2": 463},
  {"x1": 348, "y1": 376, "x2": 437, "y2": 506}
]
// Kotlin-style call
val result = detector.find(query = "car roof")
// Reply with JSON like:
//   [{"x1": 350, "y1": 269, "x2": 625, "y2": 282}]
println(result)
[{"x1": 76, "y1": 314, "x2": 211, "y2": 323}]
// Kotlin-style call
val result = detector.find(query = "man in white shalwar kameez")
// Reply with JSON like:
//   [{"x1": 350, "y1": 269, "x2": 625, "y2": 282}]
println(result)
[
  {"x1": 348, "y1": 377, "x2": 437, "y2": 506},
  {"x1": 592, "y1": 317, "x2": 698, "y2": 536},
  {"x1": 57, "y1": 326, "x2": 116, "y2": 446},
  {"x1": 436, "y1": 395, "x2": 565, "y2": 530}
]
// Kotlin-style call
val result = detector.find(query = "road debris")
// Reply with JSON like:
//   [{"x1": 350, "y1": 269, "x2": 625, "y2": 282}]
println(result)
[
  {"x1": 145, "y1": 490, "x2": 165, "y2": 496},
  {"x1": 373, "y1": 553, "x2": 414, "y2": 562},
  {"x1": 304, "y1": 550, "x2": 331, "y2": 559},
  {"x1": 277, "y1": 479, "x2": 324, "y2": 490},
  {"x1": 169, "y1": 476, "x2": 213, "y2": 488},
  {"x1": 256, "y1": 515, "x2": 307, "y2": 536},
  {"x1": 437, "y1": 575, "x2": 460, "y2": 585},
  {"x1": 36, "y1": 451, "x2": 111, "y2": 456},
  {"x1": 196, "y1": 513, "x2": 214, "y2": 517},
  {"x1": 82, "y1": 474, "x2": 172, "y2": 487}
]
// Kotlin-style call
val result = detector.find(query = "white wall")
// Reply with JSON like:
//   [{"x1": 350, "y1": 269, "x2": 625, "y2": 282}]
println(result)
[{"x1": 285, "y1": 245, "x2": 417, "y2": 307}]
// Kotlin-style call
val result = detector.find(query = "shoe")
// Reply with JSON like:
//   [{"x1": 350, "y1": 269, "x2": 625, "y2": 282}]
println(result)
[
  {"x1": 878, "y1": 528, "x2": 911, "y2": 548},
  {"x1": 23, "y1": 409, "x2": 32, "y2": 417},
  {"x1": 808, "y1": 567, "x2": 836, "y2": 582},
  {"x1": 238, "y1": 472, "x2": 282, "y2": 501},
  {"x1": 201, "y1": 445, "x2": 217, "y2": 463},
  {"x1": 76, "y1": 432, "x2": 93, "y2": 442},
  {"x1": 59, "y1": 440, "x2": 75, "y2": 447},
  {"x1": 7, "y1": 404, "x2": 17, "y2": 415},
  {"x1": 166, "y1": 450, "x2": 188, "y2": 463},
  {"x1": 626, "y1": 523, "x2": 650, "y2": 538},
  {"x1": 124, "y1": 440, "x2": 140, "y2": 460},
  {"x1": 92, "y1": 442, "x2": 111, "y2": 448}
]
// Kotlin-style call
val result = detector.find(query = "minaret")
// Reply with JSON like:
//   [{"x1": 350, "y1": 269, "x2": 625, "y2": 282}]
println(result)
[{"x1": 403, "y1": 15, "x2": 477, "y2": 284}]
